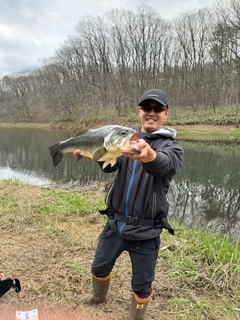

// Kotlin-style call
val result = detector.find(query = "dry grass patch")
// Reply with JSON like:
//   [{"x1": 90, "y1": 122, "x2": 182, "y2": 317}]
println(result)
[{"x1": 0, "y1": 181, "x2": 240, "y2": 319}]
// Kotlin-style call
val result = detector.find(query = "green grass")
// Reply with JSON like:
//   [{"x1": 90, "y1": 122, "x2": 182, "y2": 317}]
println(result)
[
  {"x1": 175, "y1": 126, "x2": 240, "y2": 140},
  {"x1": 160, "y1": 223, "x2": 240, "y2": 319},
  {"x1": 46, "y1": 189, "x2": 105, "y2": 217},
  {"x1": 166, "y1": 104, "x2": 240, "y2": 126},
  {"x1": 126, "y1": 104, "x2": 240, "y2": 126}
]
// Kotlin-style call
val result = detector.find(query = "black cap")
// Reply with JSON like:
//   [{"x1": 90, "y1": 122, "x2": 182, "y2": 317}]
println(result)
[{"x1": 138, "y1": 89, "x2": 168, "y2": 108}]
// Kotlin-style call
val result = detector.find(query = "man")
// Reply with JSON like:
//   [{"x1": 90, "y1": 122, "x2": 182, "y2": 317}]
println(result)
[{"x1": 74, "y1": 89, "x2": 184, "y2": 319}]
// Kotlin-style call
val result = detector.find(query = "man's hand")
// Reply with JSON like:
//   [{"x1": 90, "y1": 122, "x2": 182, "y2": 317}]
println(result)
[{"x1": 124, "y1": 139, "x2": 156, "y2": 163}]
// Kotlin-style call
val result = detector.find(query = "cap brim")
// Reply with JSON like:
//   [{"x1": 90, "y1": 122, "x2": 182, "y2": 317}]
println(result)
[{"x1": 138, "y1": 98, "x2": 168, "y2": 108}]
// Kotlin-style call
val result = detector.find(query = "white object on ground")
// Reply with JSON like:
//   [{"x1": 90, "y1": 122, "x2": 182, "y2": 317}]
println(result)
[{"x1": 16, "y1": 309, "x2": 39, "y2": 320}]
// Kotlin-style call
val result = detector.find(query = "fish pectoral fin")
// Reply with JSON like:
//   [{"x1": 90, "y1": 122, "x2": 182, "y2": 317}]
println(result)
[
  {"x1": 92, "y1": 148, "x2": 106, "y2": 161},
  {"x1": 102, "y1": 158, "x2": 116, "y2": 169}
]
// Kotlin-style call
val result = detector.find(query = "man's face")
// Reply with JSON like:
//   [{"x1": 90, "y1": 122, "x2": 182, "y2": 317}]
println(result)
[{"x1": 138, "y1": 100, "x2": 168, "y2": 133}]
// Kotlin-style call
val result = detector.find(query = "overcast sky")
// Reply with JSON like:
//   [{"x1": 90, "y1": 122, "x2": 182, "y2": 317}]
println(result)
[{"x1": 0, "y1": 0, "x2": 217, "y2": 79}]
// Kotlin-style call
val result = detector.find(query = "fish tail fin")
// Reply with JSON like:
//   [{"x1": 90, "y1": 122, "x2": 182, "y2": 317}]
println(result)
[{"x1": 48, "y1": 143, "x2": 64, "y2": 167}]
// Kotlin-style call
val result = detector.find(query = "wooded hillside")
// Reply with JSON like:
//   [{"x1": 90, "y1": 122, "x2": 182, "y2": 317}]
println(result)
[{"x1": 0, "y1": 1, "x2": 239, "y2": 123}]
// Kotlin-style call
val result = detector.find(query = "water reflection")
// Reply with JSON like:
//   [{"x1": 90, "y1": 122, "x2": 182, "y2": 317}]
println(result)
[
  {"x1": 167, "y1": 140, "x2": 240, "y2": 241},
  {"x1": 0, "y1": 127, "x2": 116, "y2": 186},
  {"x1": 168, "y1": 180, "x2": 240, "y2": 241},
  {"x1": 0, "y1": 127, "x2": 239, "y2": 240}
]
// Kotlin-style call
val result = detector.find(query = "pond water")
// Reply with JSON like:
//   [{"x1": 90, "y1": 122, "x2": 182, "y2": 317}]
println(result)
[{"x1": 0, "y1": 127, "x2": 239, "y2": 241}]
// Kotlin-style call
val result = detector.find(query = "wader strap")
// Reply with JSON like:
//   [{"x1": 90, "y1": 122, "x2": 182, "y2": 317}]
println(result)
[{"x1": 99, "y1": 209, "x2": 174, "y2": 235}]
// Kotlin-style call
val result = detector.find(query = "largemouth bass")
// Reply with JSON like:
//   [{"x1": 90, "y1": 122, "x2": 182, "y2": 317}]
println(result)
[{"x1": 49, "y1": 125, "x2": 141, "y2": 168}]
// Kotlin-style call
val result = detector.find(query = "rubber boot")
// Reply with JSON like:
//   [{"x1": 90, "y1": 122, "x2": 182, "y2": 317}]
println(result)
[
  {"x1": 84, "y1": 274, "x2": 110, "y2": 305},
  {"x1": 130, "y1": 289, "x2": 154, "y2": 320}
]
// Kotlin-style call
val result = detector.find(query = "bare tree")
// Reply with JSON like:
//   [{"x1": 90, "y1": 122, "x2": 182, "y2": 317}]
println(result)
[
  {"x1": 209, "y1": 0, "x2": 240, "y2": 107},
  {"x1": 173, "y1": 9, "x2": 212, "y2": 111},
  {"x1": 1, "y1": 3, "x2": 240, "y2": 123}
]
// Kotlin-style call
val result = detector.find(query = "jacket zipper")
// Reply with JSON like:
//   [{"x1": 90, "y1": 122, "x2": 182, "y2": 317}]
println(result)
[{"x1": 119, "y1": 159, "x2": 138, "y2": 236}]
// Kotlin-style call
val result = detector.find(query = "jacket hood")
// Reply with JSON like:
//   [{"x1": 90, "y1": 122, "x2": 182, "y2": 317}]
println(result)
[
  {"x1": 154, "y1": 127, "x2": 177, "y2": 139},
  {"x1": 142, "y1": 127, "x2": 177, "y2": 139}
]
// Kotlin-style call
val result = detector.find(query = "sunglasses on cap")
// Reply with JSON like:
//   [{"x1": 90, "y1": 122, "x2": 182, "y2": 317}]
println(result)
[{"x1": 140, "y1": 103, "x2": 167, "y2": 113}]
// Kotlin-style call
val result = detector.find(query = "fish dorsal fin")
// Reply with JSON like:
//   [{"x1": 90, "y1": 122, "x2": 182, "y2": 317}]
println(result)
[
  {"x1": 92, "y1": 147, "x2": 107, "y2": 161},
  {"x1": 69, "y1": 127, "x2": 89, "y2": 138}
]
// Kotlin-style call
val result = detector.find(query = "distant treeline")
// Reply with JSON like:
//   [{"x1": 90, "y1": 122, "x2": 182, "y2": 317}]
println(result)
[{"x1": 0, "y1": 1, "x2": 240, "y2": 123}]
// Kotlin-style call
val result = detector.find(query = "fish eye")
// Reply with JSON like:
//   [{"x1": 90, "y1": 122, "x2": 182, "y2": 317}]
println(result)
[{"x1": 120, "y1": 130, "x2": 127, "y2": 135}]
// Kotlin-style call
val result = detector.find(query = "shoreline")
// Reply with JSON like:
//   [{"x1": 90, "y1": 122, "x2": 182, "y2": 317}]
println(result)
[{"x1": 1, "y1": 122, "x2": 239, "y2": 141}]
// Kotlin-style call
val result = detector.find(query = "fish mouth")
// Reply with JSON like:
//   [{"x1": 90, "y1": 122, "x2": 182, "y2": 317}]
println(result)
[
  {"x1": 117, "y1": 132, "x2": 139, "y2": 148},
  {"x1": 125, "y1": 132, "x2": 140, "y2": 148},
  {"x1": 129, "y1": 132, "x2": 140, "y2": 142},
  {"x1": 124, "y1": 132, "x2": 140, "y2": 150}
]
